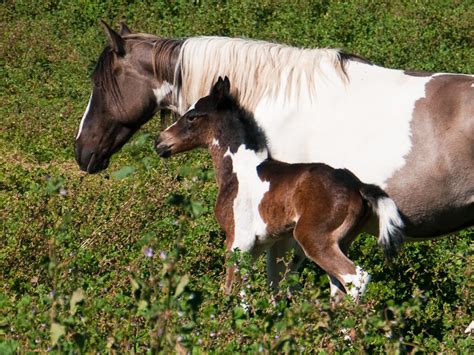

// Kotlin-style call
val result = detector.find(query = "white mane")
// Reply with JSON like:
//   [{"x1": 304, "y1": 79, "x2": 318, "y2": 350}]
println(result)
[{"x1": 174, "y1": 36, "x2": 347, "y2": 114}]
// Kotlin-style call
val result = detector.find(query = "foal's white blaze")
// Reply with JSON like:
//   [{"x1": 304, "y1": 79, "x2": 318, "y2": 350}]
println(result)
[
  {"x1": 224, "y1": 144, "x2": 270, "y2": 253},
  {"x1": 341, "y1": 266, "x2": 371, "y2": 300},
  {"x1": 76, "y1": 94, "x2": 92, "y2": 140},
  {"x1": 153, "y1": 81, "x2": 173, "y2": 104},
  {"x1": 254, "y1": 62, "x2": 432, "y2": 187}
]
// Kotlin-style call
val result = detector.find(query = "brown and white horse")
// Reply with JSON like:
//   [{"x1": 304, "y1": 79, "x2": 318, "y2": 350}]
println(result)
[
  {"x1": 75, "y1": 22, "x2": 473, "y2": 287},
  {"x1": 155, "y1": 77, "x2": 405, "y2": 301}
]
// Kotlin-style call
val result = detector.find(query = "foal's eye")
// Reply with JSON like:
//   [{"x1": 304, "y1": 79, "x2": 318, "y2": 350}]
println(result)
[{"x1": 187, "y1": 113, "x2": 203, "y2": 122}]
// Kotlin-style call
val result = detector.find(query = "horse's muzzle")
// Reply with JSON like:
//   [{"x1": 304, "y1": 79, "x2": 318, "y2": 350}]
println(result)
[
  {"x1": 75, "y1": 144, "x2": 110, "y2": 173},
  {"x1": 154, "y1": 137, "x2": 172, "y2": 158}
]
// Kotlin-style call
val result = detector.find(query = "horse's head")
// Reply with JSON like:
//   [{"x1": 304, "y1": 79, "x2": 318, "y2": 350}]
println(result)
[
  {"x1": 75, "y1": 22, "x2": 176, "y2": 173},
  {"x1": 155, "y1": 77, "x2": 232, "y2": 158}
]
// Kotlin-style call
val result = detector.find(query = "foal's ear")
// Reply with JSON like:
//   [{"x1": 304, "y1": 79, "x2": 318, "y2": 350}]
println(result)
[
  {"x1": 211, "y1": 76, "x2": 231, "y2": 100},
  {"x1": 101, "y1": 20, "x2": 125, "y2": 56},
  {"x1": 222, "y1": 76, "x2": 231, "y2": 94},
  {"x1": 119, "y1": 22, "x2": 132, "y2": 36}
]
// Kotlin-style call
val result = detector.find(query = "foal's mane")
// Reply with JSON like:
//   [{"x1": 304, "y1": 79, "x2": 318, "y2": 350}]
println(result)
[
  {"x1": 174, "y1": 37, "x2": 362, "y2": 114},
  {"x1": 222, "y1": 92, "x2": 268, "y2": 153}
]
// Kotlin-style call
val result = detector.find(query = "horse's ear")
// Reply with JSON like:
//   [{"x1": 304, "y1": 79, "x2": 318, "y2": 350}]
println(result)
[
  {"x1": 101, "y1": 20, "x2": 125, "y2": 56},
  {"x1": 119, "y1": 22, "x2": 132, "y2": 36}
]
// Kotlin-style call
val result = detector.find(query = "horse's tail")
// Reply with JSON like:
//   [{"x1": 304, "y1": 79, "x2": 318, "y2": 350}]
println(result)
[{"x1": 359, "y1": 184, "x2": 405, "y2": 259}]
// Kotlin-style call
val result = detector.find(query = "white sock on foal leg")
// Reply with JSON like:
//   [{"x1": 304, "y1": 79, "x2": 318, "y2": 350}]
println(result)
[{"x1": 341, "y1": 266, "x2": 371, "y2": 301}]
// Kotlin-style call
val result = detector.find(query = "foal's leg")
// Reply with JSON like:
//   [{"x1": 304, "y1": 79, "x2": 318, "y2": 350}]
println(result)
[
  {"x1": 224, "y1": 240, "x2": 266, "y2": 295},
  {"x1": 266, "y1": 237, "x2": 306, "y2": 289},
  {"x1": 293, "y1": 219, "x2": 368, "y2": 303}
]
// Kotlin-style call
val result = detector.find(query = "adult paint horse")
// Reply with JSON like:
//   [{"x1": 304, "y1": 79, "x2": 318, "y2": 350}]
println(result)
[
  {"x1": 155, "y1": 77, "x2": 405, "y2": 301},
  {"x1": 75, "y1": 22, "x2": 473, "y2": 287}
]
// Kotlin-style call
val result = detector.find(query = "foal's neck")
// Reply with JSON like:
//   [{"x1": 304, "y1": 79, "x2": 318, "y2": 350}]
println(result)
[{"x1": 208, "y1": 110, "x2": 269, "y2": 189}]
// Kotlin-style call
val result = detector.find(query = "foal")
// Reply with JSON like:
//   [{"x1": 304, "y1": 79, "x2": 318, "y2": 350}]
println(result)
[{"x1": 155, "y1": 77, "x2": 405, "y2": 302}]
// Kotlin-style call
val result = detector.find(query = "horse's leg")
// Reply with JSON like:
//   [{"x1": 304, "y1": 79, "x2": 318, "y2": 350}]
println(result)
[{"x1": 266, "y1": 236, "x2": 305, "y2": 290}]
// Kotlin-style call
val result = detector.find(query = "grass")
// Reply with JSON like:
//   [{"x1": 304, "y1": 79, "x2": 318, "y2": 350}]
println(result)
[{"x1": 1, "y1": 0, "x2": 473, "y2": 352}]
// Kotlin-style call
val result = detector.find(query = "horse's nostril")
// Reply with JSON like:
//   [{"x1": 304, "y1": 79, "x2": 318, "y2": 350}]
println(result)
[{"x1": 155, "y1": 137, "x2": 162, "y2": 147}]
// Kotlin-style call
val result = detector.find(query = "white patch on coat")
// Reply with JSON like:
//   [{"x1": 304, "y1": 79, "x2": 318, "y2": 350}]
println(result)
[
  {"x1": 254, "y1": 61, "x2": 432, "y2": 187},
  {"x1": 341, "y1": 266, "x2": 371, "y2": 300},
  {"x1": 212, "y1": 138, "x2": 220, "y2": 147},
  {"x1": 153, "y1": 81, "x2": 173, "y2": 104},
  {"x1": 76, "y1": 94, "x2": 92, "y2": 140},
  {"x1": 225, "y1": 144, "x2": 270, "y2": 253}
]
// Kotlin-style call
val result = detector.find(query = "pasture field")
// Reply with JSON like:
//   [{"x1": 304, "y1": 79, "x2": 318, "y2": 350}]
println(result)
[{"x1": 1, "y1": 0, "x2": 473, "y2": 352}]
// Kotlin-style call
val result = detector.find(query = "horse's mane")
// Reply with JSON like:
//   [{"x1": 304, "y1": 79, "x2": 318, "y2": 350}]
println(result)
[
  {"x1": 92, "y1": 46, "x2": 123, "y2": 109},
  {"x1": 174, "y1": 37, "x2": 353, "y2": 114}
]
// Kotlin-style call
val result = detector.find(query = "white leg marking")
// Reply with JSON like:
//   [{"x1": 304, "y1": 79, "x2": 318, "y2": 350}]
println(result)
[
  {"x1": 76, "y1": 94, "x2": 92, "y2": 140},
  {"x1": 465, "y1": 320, "x2": 474, "y2": 334},
  {"x1": 342, "y1": 266, "x2": 371, "y2": 301},
  {"x1": 328, "y1": 275, "x2": 345, "y2": 298}
]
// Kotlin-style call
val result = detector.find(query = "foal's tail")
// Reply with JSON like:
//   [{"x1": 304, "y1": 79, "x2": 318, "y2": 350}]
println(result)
[{"x1": 359, "y1": 184, "x2": 405, "y2": 259}]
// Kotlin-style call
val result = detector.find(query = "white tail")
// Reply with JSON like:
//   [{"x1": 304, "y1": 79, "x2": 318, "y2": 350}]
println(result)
[
  {"x1": 359, "y1": 184, "x2": 405, "y2": 258},
  {"x1": 375, "y1": 197, "x2": 405, "y2": 258}
]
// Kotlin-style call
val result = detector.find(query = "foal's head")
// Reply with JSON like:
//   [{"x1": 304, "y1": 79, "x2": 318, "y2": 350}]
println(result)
[
  {"x1": 156, "y1": 76, "x2": 267, "y2": 158},
  {"x1": 155, "y1": 77, "x2": 233, "y2": 157}
]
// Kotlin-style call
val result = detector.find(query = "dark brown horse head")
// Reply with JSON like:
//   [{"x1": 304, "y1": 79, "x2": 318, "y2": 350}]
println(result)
[
  {"x1": 155, "y1": 77, "x2": 232, "y2": 157},
  {"x1": 75, "y1": 22, "x2": 180, "y2": 173}
]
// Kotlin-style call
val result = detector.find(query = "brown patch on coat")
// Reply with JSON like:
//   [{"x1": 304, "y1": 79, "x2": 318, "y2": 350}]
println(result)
[{"x1": 385, "y1": 74, "x2": 474, "y2": 237}]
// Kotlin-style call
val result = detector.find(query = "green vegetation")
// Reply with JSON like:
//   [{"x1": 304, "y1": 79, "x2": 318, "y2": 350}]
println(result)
[{"x1": 1, "y1": 0, "x2": 473, "y2": 352}]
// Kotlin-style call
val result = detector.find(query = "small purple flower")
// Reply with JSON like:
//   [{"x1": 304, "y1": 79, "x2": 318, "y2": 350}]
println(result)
[
  {"x1": 144, "y1": 247, "x2": 154, "y2": 258},
  {"x1": 274, "y1": 335, "x2": 280, "y2": 340},
  {"x1": 159, "y1": 251, "x2": 167, "y2": 260},
  {"x1": 49, "y1": 289, "x2": 56, "y2": 298}
]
